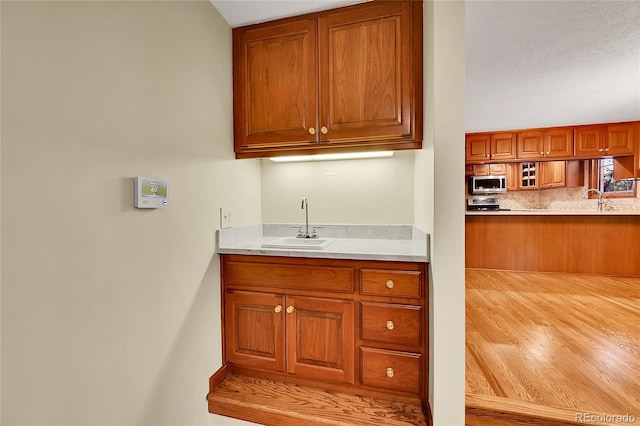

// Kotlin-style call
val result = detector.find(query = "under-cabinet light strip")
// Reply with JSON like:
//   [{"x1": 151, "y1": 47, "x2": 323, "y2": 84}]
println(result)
[{"x1": 269, "y1": 151, "x2": 394, "y2": 163}]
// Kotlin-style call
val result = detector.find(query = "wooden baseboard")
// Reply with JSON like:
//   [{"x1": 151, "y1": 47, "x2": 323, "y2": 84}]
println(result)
[
  {"x1": 208, "y1": 372, "x2": 428, "y2": 425},
  {"x1": 466, "y1": 394, "x2": 604, "y2": 426}
]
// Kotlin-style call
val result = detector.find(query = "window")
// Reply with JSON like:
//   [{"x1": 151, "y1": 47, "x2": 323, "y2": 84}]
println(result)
[{"x1": 599, "y1": 157, "x2": 635, "y2": 194}]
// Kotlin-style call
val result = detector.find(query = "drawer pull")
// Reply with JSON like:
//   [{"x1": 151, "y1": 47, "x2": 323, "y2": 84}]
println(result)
[
  {"x1": 386, "y1": 279, "x2": 395, "y2": 289},
  {"x1": 274, "y1": 305, "x2": 283, "y2": 313},
  {"x1": 286, "y1": 305, "x2": 294, "y2": 314},
  {"x1": 386, "y1": 367, "x2": 394, "y2": 378},
  {"x1": 386, "y1": 320, "x2": 395, "y2": 330}
]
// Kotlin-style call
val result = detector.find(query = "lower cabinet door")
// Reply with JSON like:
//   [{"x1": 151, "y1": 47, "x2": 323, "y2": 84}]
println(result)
[
  {"x1": 286, "y1": 296, "x2": 355, "y2": 384},
  {"x1": 360, "y1": 347, "x2": 421, "y2": 395},
  {"x1": 225, "y1": 291, "x2": 286, "y2": 372}
]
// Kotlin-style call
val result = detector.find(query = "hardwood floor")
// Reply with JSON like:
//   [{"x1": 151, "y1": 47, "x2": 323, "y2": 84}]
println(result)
[
  {"x1": 466, "y1": 269, "x2": 640, "y2": 425},
  {"x1": 208, "y1": 373, "x2": 428, "y2": 425}
]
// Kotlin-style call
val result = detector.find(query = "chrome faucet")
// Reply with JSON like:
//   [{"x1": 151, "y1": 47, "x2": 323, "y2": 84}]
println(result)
[
  {"x1": 583, "y1": 188, "x2": 606, "y2": 211},
  {"x1": 296, "y1": 197, "x2": 321, "y2": 239}
]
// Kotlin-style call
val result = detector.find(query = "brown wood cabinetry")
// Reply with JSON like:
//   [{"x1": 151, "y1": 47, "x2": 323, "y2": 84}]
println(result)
[
  {"x1": 223, "y1": 292, "x2": 355, "y2": 382},
  {"x1": 465, "y1": 132, "x2": 516, "y2": 163},
  {"x1": 233, "y1": 1, "x2": 423, "y2": 159},
  {"x1": 575, "y1": 123, "x2": 635, "y2": 157},
  {"x1": 539, "y1": 161, "x2": 566, "y2": 188},
  {"x1": 506, "y1": 163, "x2": 519, "y2": 190},
  {"x1": 519, "y1": 162, "x2": 538, "y2": 189},
  {"x1": 517, "y1": 127, "x2": 573, "y2": 160},
  {"x1": 225, "y1": 290, "x2": 357, "y2": 380},
  {"x1": 565, "y1": 160, "x2": 585, "y2": 187},
  {"x1": 518, "y1": 161, "x2": 567, "y2": 189},
  {"x1": 286, "y1": 296, "x2": 355, "y2": 383},
  {"x1": 466, "y1": 215, "x2": 640, "y2": 276},
  {"x1": 472, "y1": 163, "x2": 506, "y2": 176},
  {"x1": 636, "y1": 122, "x2": 640, "y2": 174},
  {"x1": 225, "y1": 291, "x2": 285, "y2": 372},
  {"x1": 210, "y1": 254, "x2": 429, "y2": 419}
]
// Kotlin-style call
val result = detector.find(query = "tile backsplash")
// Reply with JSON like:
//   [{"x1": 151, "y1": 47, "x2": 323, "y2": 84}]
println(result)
[{"x1": 469, "y1": 184, "x2": 640, "y2": 211}]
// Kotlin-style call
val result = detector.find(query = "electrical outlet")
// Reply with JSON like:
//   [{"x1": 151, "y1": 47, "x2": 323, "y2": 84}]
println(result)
[{"x1": 220, "y1": 207, "x2": 233, "y2": 229}]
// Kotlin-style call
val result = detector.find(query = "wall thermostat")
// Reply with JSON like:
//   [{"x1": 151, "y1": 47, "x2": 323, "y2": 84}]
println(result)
[{"x1": 134, "y1": 176, "x2": 168, "y2": 208}]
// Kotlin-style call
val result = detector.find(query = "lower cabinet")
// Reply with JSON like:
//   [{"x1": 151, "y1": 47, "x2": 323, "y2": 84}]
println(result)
[
  {"x1": 216, "y1": 254, "x2": 429, "y2": 403},
  {"x1": 225, "y1": 291, "x2": 355, "y2": 383},
  {"x1": 360, "y1": 347, "x2": 422, "y2": 394}
]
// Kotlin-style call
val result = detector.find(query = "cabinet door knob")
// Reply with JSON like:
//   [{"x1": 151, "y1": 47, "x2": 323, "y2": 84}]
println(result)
[
  {"x1": 386, "y1": 279, "x2": 395, "y2": 289},
  {"x1": 386, "y1": 367, "x2": 394, "y2": 378},
  {"x1": 274, "y1": 305, "x2": 283, "y2": 313},
  {"x1": 286, "y1": 305, "x2": 294, "y2": 314},
  {"x1": 386, "y1": 320, "x2": 395, "y2": 330},
  {"x1": 320, "y1": 126, "x2": 328, "y2": 134},
  {"x1": 598, "y1": 148, "x2": 604, "y2": 152},
  {"x1": 308, "y1": 127, "x2": 316, "y2": 135},
  {"x1": 539, "y1": 152, "x2": 544, "y2": 155},
  {"x1": 546, "y1": 151, "x2": 550, "y2": 155},
  {"x1": 604, "y1": 148, "x2": 609, "y2": 152}
]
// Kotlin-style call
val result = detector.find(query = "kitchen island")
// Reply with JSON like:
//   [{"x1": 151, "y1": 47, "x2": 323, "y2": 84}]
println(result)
[
  {"x1": 209, "y1": 224, "x2": 431, "y2": 426},
  {"x1": 466, "y1": 210, "x2": 640, "y2": 276}
]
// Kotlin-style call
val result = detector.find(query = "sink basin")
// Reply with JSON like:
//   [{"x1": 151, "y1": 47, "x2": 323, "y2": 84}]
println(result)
[{"x1": 262, "y1": 237, "x2": 333, "y2": 250}]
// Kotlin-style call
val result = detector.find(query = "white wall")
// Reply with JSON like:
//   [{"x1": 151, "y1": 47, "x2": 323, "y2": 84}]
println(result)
[
  {"x1": 1, "y1": 2, "x2": 260, "y2": 425},
  {"x1": 417, "y1": 1, "x2": 466, "y2": 425},
  {"x1": 261, "y1": 151, "x2": 415, "y2": 224}
]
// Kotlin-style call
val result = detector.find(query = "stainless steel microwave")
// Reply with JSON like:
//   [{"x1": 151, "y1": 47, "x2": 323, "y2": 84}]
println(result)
[{"x1": 468, "y1": 175, "x2": 507, "y2": 195}]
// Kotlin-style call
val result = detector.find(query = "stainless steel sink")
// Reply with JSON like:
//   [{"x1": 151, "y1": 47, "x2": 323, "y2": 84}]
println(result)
[{"x1": 261, "y1": 237, "x2": 333, "y2": 250}]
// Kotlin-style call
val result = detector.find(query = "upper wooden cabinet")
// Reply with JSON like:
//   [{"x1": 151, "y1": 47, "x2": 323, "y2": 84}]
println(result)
[
  {"x1": 517, "y1": 127, "x2": 573, "y2": 160},
  {"x1": 539, "y1": 161, "x2": 566, "y2": 188},
  {"x1": 575, "y1": 123, "x2": 635, "y2": 157},
  {"x1": 233, "y1": 19, "x2": 318, "y2": 151},
  {"x1": 465, "y1": 132, "x2": 516, "y2": 163},
  {"x1": 232, "y1": 1, "x2": 423, "y2": 159},
  {"x1": 472, "y1": 163, "x2": 507, "y2": 176},
  {"x1": 635, "y1": 122, "x2": 640, "y2": 174}
]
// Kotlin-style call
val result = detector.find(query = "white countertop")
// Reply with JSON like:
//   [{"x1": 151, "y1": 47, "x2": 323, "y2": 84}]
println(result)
[
  {"x1": 216, "y1": 224, "x2": 429, "y2": 263},
  {"x1": 466, "y1": 209, "x2": 640, "y2": 216}
]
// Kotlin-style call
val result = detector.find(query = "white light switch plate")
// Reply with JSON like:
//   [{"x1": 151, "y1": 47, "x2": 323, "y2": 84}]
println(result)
[{"x1": 220, "y1": 207, "x2": 232, "y2": 229}]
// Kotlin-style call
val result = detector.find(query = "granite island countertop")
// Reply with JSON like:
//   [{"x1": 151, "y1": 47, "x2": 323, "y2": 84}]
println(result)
[{"x1": 216, "y1": 224, "x2": 429, "y2": 263}]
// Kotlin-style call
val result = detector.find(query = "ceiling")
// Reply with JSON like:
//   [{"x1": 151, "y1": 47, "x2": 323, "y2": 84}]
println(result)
[
  {"x1": 211, "y1": 1, "x2": 640, "y2": 133},
  {"x1": 211, "y1": 0, "x2": 365, "y2": 27}
]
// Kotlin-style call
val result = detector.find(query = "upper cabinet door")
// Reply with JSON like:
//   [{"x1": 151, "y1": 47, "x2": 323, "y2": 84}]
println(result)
[
  {"x1": 575, "y1": 124, "x2": 634, "y2": 157},
  {"x1": 318, "y1": 1, "x2": 421, "y2": 144},
  {"x1": 544, "y1": 128, "x2": 573, "y2": 158},
  {"x1": 574, "y1": 125, "x2": 605, "y2": 157},
  {"x1": 606, "y1": 123, "x2": 634, "y2": 155},
  {"x1": 517, "y1": 131, "x2": 544, "y2": 159},
  {"x1": 233, "y1": 19, "x2": 318, "y2": 151},
  {"x1": 517, "y1": 128, "x2": 572, "y2": 160},
  {"x1": 466, "y1": 134, "x2": 490, "y2": 162},
  {"x1": 490, "y1": 132, "x2": 516, "y2": 161},
  {"x1": 232, "y1": 1, "x2": 423, "y2": 159}
]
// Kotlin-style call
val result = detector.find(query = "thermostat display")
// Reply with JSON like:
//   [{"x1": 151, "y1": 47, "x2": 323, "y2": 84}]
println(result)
[{"x1": 134, "y1": 177, "x2": 168, "y2": 208}]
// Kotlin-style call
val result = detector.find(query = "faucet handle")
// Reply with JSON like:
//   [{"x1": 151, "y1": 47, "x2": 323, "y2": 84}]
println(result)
[
  {"x1": 292, "y1": 226, "x2": 303, "y2": 236},
  {"x1": 311, "y1": 226, "x2": 323, "y2": 238}
]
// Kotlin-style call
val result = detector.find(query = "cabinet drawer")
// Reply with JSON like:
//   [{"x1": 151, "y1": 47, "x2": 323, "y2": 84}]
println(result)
[
  {"x1": 225, "y1": 261, "x2": 354, "y2": 293},
  {"x1": 360, "y1": 347, "x2": 421, "y2": 394},
  {"x1": 360, "y1": 302, "x2": 421, "y2": 347},
  {"x1": 360, "y1": 269, "x2": 421, "y2": 299}
]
